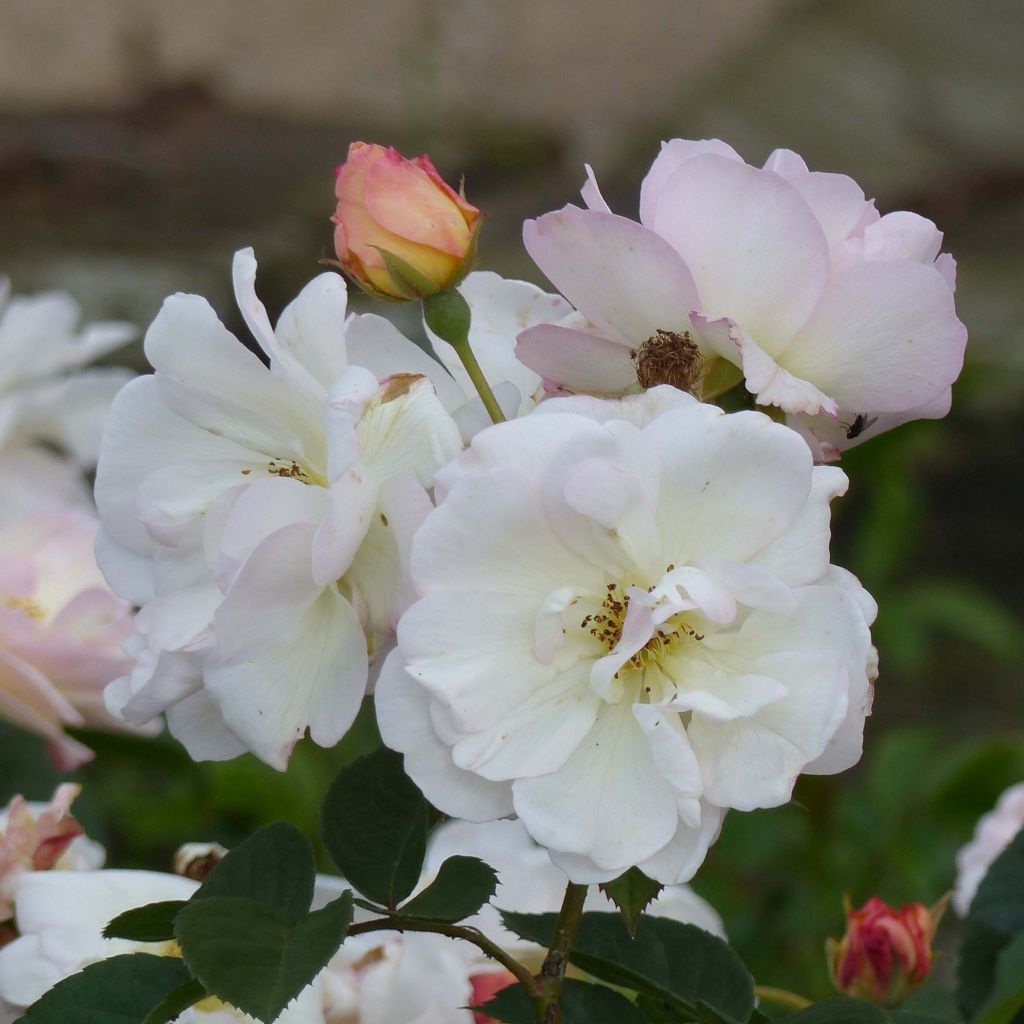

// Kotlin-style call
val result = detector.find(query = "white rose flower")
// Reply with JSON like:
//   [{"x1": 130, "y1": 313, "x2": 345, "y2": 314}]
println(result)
[
  {"x1": 0, "y1": 276, "x2": 133, "y2": 467},
  {"x1": 96, "y1": 249, "x2": 463, "y2": 769},
  {"x1": 379, "y1": 388, "x2": 875, "y2": 882},
  {"x1": 0, "y1": 869, "x2": 325, "y2": 1023},
  {"x1": 954, "y1": 781, "x2": 1024, "y2": 916}
]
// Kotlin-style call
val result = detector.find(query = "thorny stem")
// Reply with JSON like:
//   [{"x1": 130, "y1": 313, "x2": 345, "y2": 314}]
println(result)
[
  {"x1": 538, "y1": 882, "x2": 588, "y2": 1023},
  {"x1": 754, "y1": 985, "x2": 813, "y2": 1010},
  {"x1": 348, "y1": 914, "x2": 542, "y2": 1005}
]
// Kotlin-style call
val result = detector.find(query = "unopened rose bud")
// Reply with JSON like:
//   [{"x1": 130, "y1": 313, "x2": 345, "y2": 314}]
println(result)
[
  {"x1": 331, "y1": 141, "x2": 480, "y2": 300},
  {"x1": 173, "y1": 841, "x2": 228, "y2": 882},
  {"x1": 827, "y1": 895, "x2": 947, "y2": 1006}
]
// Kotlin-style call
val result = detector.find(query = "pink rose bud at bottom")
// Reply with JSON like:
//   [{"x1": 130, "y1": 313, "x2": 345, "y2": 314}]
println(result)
[
  {"x1": 332, "y1": 141, "x2": 480, "y2": 300},
  {"x1": 471, "y1": 969, "x2": 517, "y2": 1023},
  {"x1": 828, "y1": 895, "x2": 947, "y2": 1006}
]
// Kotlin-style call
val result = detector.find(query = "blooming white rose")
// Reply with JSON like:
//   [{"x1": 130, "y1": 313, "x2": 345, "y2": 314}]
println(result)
[
  {"x1": 0, "y1": 869, "x2": 323, "y2": 1023},
  {"x1": 96, "y1": 249, "x2": 463, "y2": 769},
  {"x1": 378, "y1": 388, "x2": 875, "y2": 882},
  {"x1": 516, "y1": 140, "x2": 967, "y2": 460},
  {"x1": 953, "y1": 781, "x2": 1024, "y2": 916},
  {"x1": 0, "y1": 276, "x2": 133, "y2": 467}
]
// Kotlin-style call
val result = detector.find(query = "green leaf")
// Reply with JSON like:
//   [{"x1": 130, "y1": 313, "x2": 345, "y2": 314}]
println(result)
[
  {"x1": 599, "y1": 867, "x2": 664, "y2": 937},
  {"x1": 500, "y1": 911, "x2": 754, "y2": 1022},
  {"x1": 400, "y1": 855, "x2": 498, "y2": 922},
  {"x1": 194, "y1": 821, "x2": 315, "y2": 919},
  {"x1": 778, "y1": 998, "x2": 890, "y2": 1024},
  {"x1": 959, "y1": 828, "x2": 1024, "y2": 1016},
  {"x1": 320, "y1": 747, "x2": 429, "y2": 909},
  {"x1": 478, "y1": 983, "x2": 537, "y2": 1024},
  {"x1": 20, "y1": 953, "x2": 191, "y2": 1023},
  {"x1": 481, "y1": 979, "x2": 647, "y2": 1023},
  {"x1": 143, "y1": 978, "x2": 208, "y2": 1024},
  {"x1": 974, "y1": 930, "x2": 1024, "y2": 1024},
  {"x1": 103, "y1": 900, "x2": 187, "y2": 942},
  {"x1": 175, "y1": 892, "x2": 353, "y2": 1023}
]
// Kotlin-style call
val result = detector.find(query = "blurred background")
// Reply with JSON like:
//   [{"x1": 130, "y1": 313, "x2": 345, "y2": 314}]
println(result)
[{"x1": 1, "y1": 0, "x2": 1022, "y2": 1003}]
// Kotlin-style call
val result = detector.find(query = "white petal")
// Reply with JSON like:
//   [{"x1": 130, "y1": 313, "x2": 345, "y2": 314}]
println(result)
[
  {"x1": 514, "y1": 699, "x2": 681, "y2": 871},
  {"x1": 375, "y1": 650, "x2": 514, "y2": 821},
  {"x1": 637, "y1": 803, "x2": 727, "y2": 885}
]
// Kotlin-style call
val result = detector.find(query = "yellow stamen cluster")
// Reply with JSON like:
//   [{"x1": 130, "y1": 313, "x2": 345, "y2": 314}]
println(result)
[{"x1": 3, "y1": 596, "x2": 46, "y2": 621}]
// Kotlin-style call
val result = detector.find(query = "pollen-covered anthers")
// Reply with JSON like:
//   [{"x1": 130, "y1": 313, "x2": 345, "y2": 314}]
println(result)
[
  {"x1": 2, "y1": 596, "x2": 46, "y2": 620},
  {"x1": 266, "y1": 459, "x2": 314, "y2": 483},
  {"x1": 581, "y1": 581, "x2": 703, "y2": 671},
  {"x1": 631, "y1": 329, "x2": 704, "y2": 395}
]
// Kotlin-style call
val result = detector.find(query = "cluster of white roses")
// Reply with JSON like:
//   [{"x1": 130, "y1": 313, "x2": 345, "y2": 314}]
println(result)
[{"x1": 93, "y1": 138, "x2": 966, "y2": 889}]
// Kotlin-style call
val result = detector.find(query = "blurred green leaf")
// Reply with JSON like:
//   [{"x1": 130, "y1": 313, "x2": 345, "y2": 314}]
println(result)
[
  {"x1": 973, "y1": 930, "x2": 1024, "y2": 1024},
  {"x1": 958, "y1": 828, "x2": 1024, "y2": 1016}
]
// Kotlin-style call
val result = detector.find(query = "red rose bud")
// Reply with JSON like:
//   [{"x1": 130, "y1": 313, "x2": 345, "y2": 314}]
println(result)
[
  {"x1": 332, "y1": 141, "x2": 480, "y2": 300},
  {"x1": 827, "y1": 895, "x2": 947, "y2": 1006}
]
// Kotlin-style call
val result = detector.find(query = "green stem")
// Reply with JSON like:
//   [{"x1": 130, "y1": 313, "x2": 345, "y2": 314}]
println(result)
[
  {"x1": 754, "y1": 985, "x2": 813, "y2": 1010},
  {"x1": 143, "y1": 977, "x2": 208, "y2": 1024},
  {"x1": 422, "y1": 288, "x2": 505, "y2": 425},
  {"x1": 348, "y1": 914, "x2": 542, "y2": 1003},
  {"x1": 538, "y1": 882, "x2": 588, "y2": 1023}
]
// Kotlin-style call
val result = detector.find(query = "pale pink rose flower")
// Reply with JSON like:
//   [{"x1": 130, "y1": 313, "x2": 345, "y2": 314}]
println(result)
[
  {"x1": 954, "y1": 781, "x2": 1024, "y2": 916},
  {"x1": 0, "y1": 784, "x2": 105, "y2": 922},
  {"x1": 517, "y1": 140, "x2": 966, "y2": 460},
  {"x1": 0, "y1": 510, "x2": 146, "y2": 769}
]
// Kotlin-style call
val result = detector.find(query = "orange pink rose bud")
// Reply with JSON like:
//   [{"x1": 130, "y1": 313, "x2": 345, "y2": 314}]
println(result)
[
  {"x1": 827, "y1": 895, "x2": 947, "y2": 1006},
  {"x1": 331, "y1": 141, "x2": 481, "y2": 300}
]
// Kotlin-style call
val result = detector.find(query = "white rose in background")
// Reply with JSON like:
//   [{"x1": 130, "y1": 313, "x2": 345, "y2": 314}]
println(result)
[
  {"x1": 379, "y1": 388, "x2": 875, "y2": 883},
  {"x1": 0, "y1": 870, "x2": 323, "y2": 1023},
  {"x1": 0, "y1": 784, "x2": 104, "y2": 923},
  {"x1": 953, "y1": 781, "x2": 1024, "y2": 917},
  {"x1": 0, "y1": 277, "x2": 133, "y2": 468},
  {"x1": 96, "y1": 249, "x2": 463, "y2": 770},
  {"x1": 0, "y1": 510, "x2": 147, "y2": 769},
  {"x1": 316, "y1": 817, "x2": 724, "y2": 1024},
  {"x1": 516, "y1": 139, "x2": 967, "y2": 460}
]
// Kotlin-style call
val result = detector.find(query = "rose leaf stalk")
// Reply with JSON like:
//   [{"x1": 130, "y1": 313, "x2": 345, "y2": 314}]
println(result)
[
  {"x1": 423, "y1": 286, "x2": 506, "y2": 425},
  {"x1": 537, "y1": 881, "x2": 588, "y2": 1023}
]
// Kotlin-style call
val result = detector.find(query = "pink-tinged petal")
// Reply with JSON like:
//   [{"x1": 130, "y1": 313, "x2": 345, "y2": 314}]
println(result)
[
  {"x1": 375, "y1": 650, "x2": 514, "y2": 821},
  {"x1": 935, "y1": 253, "x2": 957, "y2": 290},
  {"x1": 691, "y1": 313, "x2": 838, "y2": 416},
  {"x1": 862, "y1": 212, "x2": 943, "y2": 265},
  {"x1": 762, "y1": 149, "x2": 809, "y2": 176},
  {"x1": 780, "y1": 260, "x2": 967, "y2": 413},
  {"x1": 514, "y1": 699, "x2": 681, "y2": 871},
  {"x1": 654, "y1": 155, "x2": 831, "y2": 349},
  {"x1": 639, "y1": 139, "x2": 742, "y2": 227},
  {"x1": 580, "y1": 164, "x2": 611, "y2": 213},
  {"x1": 515, "y1": 324, "x2": 637, "y2": 394},
  {"x1": 523, "y1": 206, "x2": 700, "y2": 343}
]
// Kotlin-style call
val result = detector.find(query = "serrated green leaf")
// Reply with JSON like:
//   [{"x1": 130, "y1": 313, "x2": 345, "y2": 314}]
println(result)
[
  {"x1": 779, "y1": 998, "x2": 890, "y2": 1024},
  {"x1": 175, "y1": 892, "x2": 353, "y2": 1022},
  {"x1": 478, "y1": 982, "x2": 537, "y2": 1024},
  {"x1": 499, "y1": 911, "x2": 754, "y2": 1023},
  {"x1": 974, "y1": 930, "x2": 1024, "y2": 1024},
  {"x1": 320, "y1": 747, "x2": 428, "y2": 909},
  {"x1": 399, "y1": 855, "x2": 498, "y2": 922},
  {"x1": 103, "y1": 900, "x2": 187, "y2": 942},
  {"x1": 959, "y1": 828, "x2": 1024, "y2": 1016},
  {"x1": 20, "y1": 953, "x2": 190, "y2": 1023},
  {"x1": 600, "y1": 867, "x2": 664, "y2": 937},
  {"x1": 194, "y1": 821, "x2": 315, "y2": 919}
]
